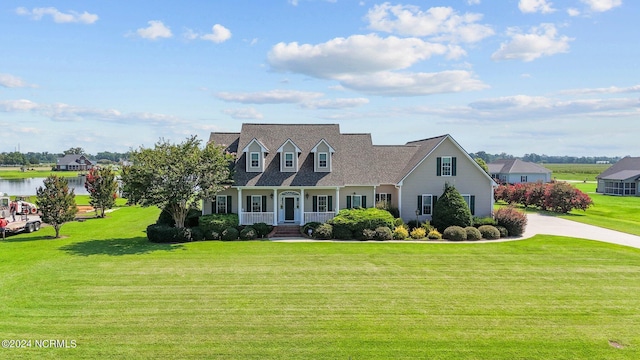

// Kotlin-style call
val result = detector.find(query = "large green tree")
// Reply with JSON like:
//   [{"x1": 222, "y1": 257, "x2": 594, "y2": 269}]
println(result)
[
  {"x1": 84, "y1": 167, "x2": 119, "y2": 218},
  {"x1": 121, "y1": 136, "x2": 234, "y2": 229},
  {"x1": 36, "y1": 175, "x2": 78, "y2": 238},
  {"x1": 431, "y1": 183, "x2": 472, "y2": 232}
]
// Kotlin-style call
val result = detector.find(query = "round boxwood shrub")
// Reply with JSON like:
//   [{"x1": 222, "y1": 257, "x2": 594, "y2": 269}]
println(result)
[
  {"x1": 427, "y1": 229, "x2": 442, "y2": 240},
  {"x1": 314, "y1": 223, "x2": 333, "y2": 240},
  {"x1": 203, "y1": 230, "x2": 220, "y2": 240},
  {"x1": 251, "y1": 222, "x2": 272, "y2": 238},
  {"x1": 302, "y1": 222, "x2": 322, "y2": 237},
  {"x1": 221, "y1": 227, "x2": 239, "y2": 241},
  {"x1": 496, "y1": 226, "x2": 509, "y2": 238},
  {"x1": 190, "y1": 226, "x2": 205, "y2": 241},
  {"x1": 393, "y1": 226, "x2": 409, "y2": 240},
  {"x1": 494, "y1": 206, "x2": 527, "y2": 237},
  {"x1": 465, "y1": 226, "x2": 482, "y2": 241},
  {"x1": 239, "y1": 227, "x2": 257, "y2": 240},
  {"x1": 443, "y1": 226, "x2": 467, "y2": 241},
  {"x1": 362, "y1": 228, "x2": 376, "y2": 241},
  {"x1": 374, "y1": 226, "x2": 393, "y2": 241},
  {"x1": 478, "y1": 225, "x2": 501, "y2": 240}
]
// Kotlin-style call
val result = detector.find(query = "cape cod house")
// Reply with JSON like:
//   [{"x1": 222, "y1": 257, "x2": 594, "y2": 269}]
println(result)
[
  {"x1": 55, "y1": 154, "x2": 96, "y2": 171},
  {"x1": 204, "y1": 124, "x2": 496, "y2": 226},
  {"x1": 488, "y1": 159, "x2": 552, "y2": 184},
  {"x1": 596, "y1": 156, "x2": 640, "y2": 196}
]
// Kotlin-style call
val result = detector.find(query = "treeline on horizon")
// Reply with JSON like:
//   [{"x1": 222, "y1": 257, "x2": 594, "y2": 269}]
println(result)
[{"x1": 0, "y1": 150, "x2": 130, "y2": 166}]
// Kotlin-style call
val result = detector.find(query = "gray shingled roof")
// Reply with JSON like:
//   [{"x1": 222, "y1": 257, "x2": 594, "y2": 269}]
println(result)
[
  {"x1": 597, "y1": 157, "x2": 640, "y2": 181},
  {"x1": 488, "y1": 159, "x2": 551, "y2": 174},
  {"x1": 208, "y1": 124, "x2": 457, "y2": 187},
  {"x1": 56, "y1": 154, "x2": 95, "y2": 166}
]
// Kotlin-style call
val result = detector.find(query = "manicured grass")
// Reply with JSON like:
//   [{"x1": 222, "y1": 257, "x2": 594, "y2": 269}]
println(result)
[
  {"x1": 545, "y1": 163, "x2": 610, "y2": 182},
  {"x1": 1, "y1": 206, "x2": 639, "y2": 359},
  {"x1": 0, "y1": 166, "x2": 80, "y2": 179}
]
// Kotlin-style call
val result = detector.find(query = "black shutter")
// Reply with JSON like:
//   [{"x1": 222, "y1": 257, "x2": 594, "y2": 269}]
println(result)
[
  {"x1": 433, "y1": 195, "x2": 438, "y2": 208},
  {"x1": 362, "y1": 196, "x2": 367, "y2": 208},
  {"x1": 452, "y1": 157, "x2": 457, "y2": 176},
  {"x1": 227, "y1": 195, "x2": 233, "y2": 214},
  {"x1": 262, "y1": 196, "x2": 267, "y2": 212},
  {"x1": 211, "y1": 197, "x2": 217, "y2": 214},
  {"x1": 388, "y1": 194, "x2": 392, "y2": 205},
  {"x1": 346, "y1": 196, "x2": 352, "y2": 209},
  {"x1": 246, "y1": 196, "x2": 251, "y2": 213},
  {"x1": 470, "y1": 195, "x2": 475, "y2": 215},
  {"x1": 375, "y1": 194, "x2": 380, "y2": 202},
  {"x1": 417, "y1": 195, "x2": 422, "y2": 215},
  {"x1": 328, "y1": 196, "x2": 333, "y2": 211},
  {"x1": 312, "y1": 196, "x2": 318, "y2": 212},
  {"x1": 437, "y1": 157, "x2": 442, "y2": 176}
]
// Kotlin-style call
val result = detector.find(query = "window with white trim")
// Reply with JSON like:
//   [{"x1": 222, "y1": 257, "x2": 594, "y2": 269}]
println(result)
[
  {"x1": 441, "y1": 156, "x2": 452, "y2": 176},
  {"x1": 421, "y1": 194, "x2": 433, "y2": 215},
  {"x1": 284, "y1": 152, "x2": 294, "y2": 168},
  {"x1": 250, "y1": 152, "x2": 260, "y2": 168},
  {"x1": 251, "y1": 195, "x2": 262, "y2": 212},
  {"x1": 318, "y1": 152, "x2": 328, "y2": 168},
  {"x1": 318, "y1": 195, "x2": 328, "y2": 212},
  {"x1": 216, "y1": 195, "x2": 227, "y2": 214},
  {"x1": 352, "y1": 195, "x2": 362, "y2": 208}
]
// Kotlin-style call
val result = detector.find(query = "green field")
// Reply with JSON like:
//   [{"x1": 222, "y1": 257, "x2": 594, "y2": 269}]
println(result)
[
  {"x1": 545, "y1": 163, "x2": 611, "y2": 181},
  {"x1": 1, "y1": 205, "x2": 639, "y2": 359},
  {"x1": 0, "y1": 166, "x2": 81, "y2": 179}
]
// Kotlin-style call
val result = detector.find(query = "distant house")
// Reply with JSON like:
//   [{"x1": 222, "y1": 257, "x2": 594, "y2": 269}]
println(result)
[
  {"x1": 596, "y1": 157, "x2": 640, "y2": 196},
  {"x1": 205, "y1": 123, "x2": 496, "y2": 226},
  {"x1": 56, "y1": 154, "x2": 96, "y2": 171},
  {"x1": 488, "y1": 159, "x2": 552, "y2": 184}
]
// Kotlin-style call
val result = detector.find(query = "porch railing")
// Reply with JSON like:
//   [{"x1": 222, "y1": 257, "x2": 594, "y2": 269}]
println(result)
[
  {"x1": 304, "y1": 212, "x2": 336, "y2": 224},
  {"x1": 240, "y1": 212, "x2": 275, "y2": 225}
]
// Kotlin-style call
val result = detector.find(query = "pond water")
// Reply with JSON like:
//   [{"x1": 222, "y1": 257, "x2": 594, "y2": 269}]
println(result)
[{"x1": 0, "y1": 177, "x2": 89, "y2": 196}]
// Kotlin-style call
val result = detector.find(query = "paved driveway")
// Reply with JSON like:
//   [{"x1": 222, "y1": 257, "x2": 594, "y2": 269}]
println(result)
[{"x1": 522, "y1": 213, "x2": 640, "y2": 249}]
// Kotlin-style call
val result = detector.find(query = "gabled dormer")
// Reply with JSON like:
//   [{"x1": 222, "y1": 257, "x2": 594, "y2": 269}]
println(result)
[
  {"x1": 311, "y1": 138, "x2": 335, "y2": 173},
  {"x1": 242, "y1": 138, "x2": 269, "y2": 173},
  {"x1": 277, "y1": 139, "x2": 302, "y2": 173}
]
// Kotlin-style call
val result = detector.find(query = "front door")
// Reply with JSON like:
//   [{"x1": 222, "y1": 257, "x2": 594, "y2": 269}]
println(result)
[{"x1": 284, "y1": 197, "x2": 295, "y2": 221}]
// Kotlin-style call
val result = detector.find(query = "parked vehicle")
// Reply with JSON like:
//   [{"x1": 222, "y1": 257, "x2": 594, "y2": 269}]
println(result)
[{"x1": 0, "y1": 193, "x2": 42, "y2": 235}]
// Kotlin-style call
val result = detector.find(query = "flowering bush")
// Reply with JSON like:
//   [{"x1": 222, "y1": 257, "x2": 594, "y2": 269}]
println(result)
[
  {"x1": 494, "y1": 206, "x2": 527, "y2": 237},
  {"x1": 495, "y1": 182, "x2": 592, "y2": 214}
]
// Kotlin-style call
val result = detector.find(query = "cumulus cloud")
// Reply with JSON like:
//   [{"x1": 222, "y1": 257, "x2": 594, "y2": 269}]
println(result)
[
  {"x1": 567, "y1": 8, "x2": 581, "y2": 16},
  {"x1": 216, "y1": 90, "x2": 324, "y2": 104},
  {"x1": 0, "y1": 73, "x2": 36, "y2": 88},
  {"x1": 580, "y1": 0, "x2": 622, "y2": 12},
  {"x1": 200, "y1": 24, "x2": 232, "y2": 43},
  {"x1": 16, "y1": 7, "x2": 98, "y2": 24},
  {"x1": 518, "y1": 0, "x2": 556, "y2": 14},
  {"x1": 301, "y1": 98, "x2": 370, "y2": 109},
  {"x1": 133, "y1": 20, "x2": 173, "y2": 40},
  {"x1": 491, "y1": 23, "x2": 572, "y2": 62},
  {"x1": 222, "y1": 108, "x2": 263, "y2": 120},
  {"x1": 365, "y1": 3, "x2": 494, "y2": 43}
]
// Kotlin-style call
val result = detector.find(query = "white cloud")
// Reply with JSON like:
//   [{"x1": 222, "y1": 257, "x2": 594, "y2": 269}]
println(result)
[
  {"x1": 580, "y1": 0, "x2": 622, "y2": 12},
  {"x1": 0, "y1": 99, "x2": 39, "y2": 111},
  {"x1": 0, "y1": 73, "x2": 36, "y2": 88},
  {"x1": 216, "y1": 90, "x2": 324, "y2": 104},
  {"x1": 491, "y1": 23, "x2": 572, "y2": 62},
  {"x1": 467, "y1": 0, "x2": 481, "y2": 4},
  {"x1": 222, "y1": 108, "x2": 263, "y2": 120},
  {"x1": 567, "y1": 8, "x2": 581, "y2": 16},
  {"x1": 339, "y1": 70, "x2": 488, "y2": 96},
  {"x1": 201, "y1": 24, "x2": 232, "y2": 43},
  {"x1": 518, "y1": 0, "x2": 556, "y2": 14},
  {"x1": 16, "y1": 7, "x2": 98, "y2": 24},
  {"x1": 268, "y1": 34, "x2": 457, "y2": 79},
  {"x1": 301, "y1": 98, "x2": 370, "y2": 109},
  {"x1": 133, "y1": 20, "x2": 173, "y2": 40},
  {"x1": 365, "y1": 3, "x2": 494, "y2": 43},
  {"x1": 558, "y1": 84, "x2": 640, "y2": 95}
]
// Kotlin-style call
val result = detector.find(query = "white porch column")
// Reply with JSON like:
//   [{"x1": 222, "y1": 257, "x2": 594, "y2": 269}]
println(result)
[
  {"x1": 272, "y1": 188, "x2": 278, "y2": 226},
  {"x1": 299, "y1": 188, "x2": 305, "y2": 225},
  {"x1": 335, "y1": 187, "x2": 340, "y2": 213},
  {"x1": 397, "y1": 185, "x2": 402, "y2": 219},
  {"x1": 237, "y1": 188, "x2": 243, "y2": 225}
]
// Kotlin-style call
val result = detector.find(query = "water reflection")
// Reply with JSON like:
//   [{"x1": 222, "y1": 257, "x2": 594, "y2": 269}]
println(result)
[{"x1": 0, "y1": 177, "x2": 89, "y2": 195}]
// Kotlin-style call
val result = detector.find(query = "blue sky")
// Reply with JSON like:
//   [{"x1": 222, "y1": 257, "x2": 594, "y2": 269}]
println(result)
[{"x1": 1, "y1": 0, "x2": 638, "y2": 157}]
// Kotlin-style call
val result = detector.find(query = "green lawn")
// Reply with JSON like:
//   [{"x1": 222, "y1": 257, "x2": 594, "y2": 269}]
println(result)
[
  {"x1": 0, "y1": 166, "x2": 80, "y2": 179},
  {"x1": 1, "y1": 205, "x2": 639, "y2": 359},
  {"x1": 545, "y1": 163, "x2": 610, "y2": 182}
]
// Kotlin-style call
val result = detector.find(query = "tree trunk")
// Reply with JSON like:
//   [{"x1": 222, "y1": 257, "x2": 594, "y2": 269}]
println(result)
[{"x1": 54, "y1": 224, "x2": 61, "y2": 238}]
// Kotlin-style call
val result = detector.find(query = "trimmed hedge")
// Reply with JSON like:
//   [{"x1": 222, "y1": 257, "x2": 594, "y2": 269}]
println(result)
[
  {"x1": 147, "y1": 224, "x2": 192, "y2": 243},
  {"x1": 478, "y1": 225, "x2": 501, "y2": 240},
  {"x1": 465, "y1": 226, "x2": 482, "y2": 241},
  {"x1": 251, "y1": 222, "x2": 272, "y2": 238},
  {"x1": 221, "y1": 227, "x2": 239, "y2": 241},
  {"x1": 328, "y1": 208, "x2": 395, "y2": 240},
  {"x1": 157, "y1": 207, "x2": 202, "y2": 228},
  {"x1": 374, "y1": 226, "x2": 393, "y2": 241},
  {"x1": 443, "y1": 226, "x2": 467, "y2": 241},
  {"x1": 199, "y1": 213, "x2": 239, "y2": 236},
  {"x1": 239, "y1": 227, "x2": 257, "y2": 240}
]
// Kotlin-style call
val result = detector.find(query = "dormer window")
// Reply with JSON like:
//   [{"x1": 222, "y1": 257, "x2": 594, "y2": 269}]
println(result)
[
  {"x1": 250, "y1": 152, "x2": 260, "y2": 168},
  {"x1": 311, "y1": 139, "x2": 335, "y2": 173},
  {"x1": 242, "y1": 138, "x2": 269, "y2": 173},
  {"x1": 285, "y1": 153, "x2": 294, "y2": 168},
  {"x1": 277, "y1": 139, "x2": 302, "y2": 173},
  {"x1": 318, "y1": 153, "x2": 328, "y2": 168}
]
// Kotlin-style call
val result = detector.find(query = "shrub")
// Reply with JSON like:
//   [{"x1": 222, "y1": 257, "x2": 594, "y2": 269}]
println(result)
[
  {"x1": 472, "y1": 216, "x2": 496, "y2": 227},
  {"x1": 406, "y1": 220, "x2": 421, "y2": 230},
  {"x1": 432, "y1": 184, "x2": 472, "y2": 232},
  {"x1": 393, "y1": 218, "x2": 405, "y2": 228},
  {"x1": 443, "y1": 226, "x2": 467, "y2": 241},
  {"x1": 199, "y1": 214, "x2": 239, "y2": 236},
  {"x1": 393, "y1": 226, "x2": 409, "y2": 240},
  {"x1": 221, "y1": 227, "x2": 239, "y2": 241},
  {"x1": 427, "y1": 229, "x2": 442, "y2": 240},
  {"x1": 410, "y1": 227, "x2": 426, "y2": 239},
  {"x1": 190, "y1": 226, "x2": 204, "y2": 241},
  {"x1": 496, "y1": 226, "x2": 509, "y2": 238},
  {"x1": 146, "y1": 224, "x2": 192, "y2": 243},
  {"x1": 465, "y1": 226, "x2": 482, "y2": 241},
  {"x1": 494, "y1": 206, "x2": 527, "y2": 237},
  {"x1": 362, "y1": 229, "x2": 376, "y2": 241},
  {"x1": 543, "y1": 181, "x2": 593, "y2": 213},
  {"x1": 252, "y1": 222, "x2": 272, "y2": 238},
  {"x1": 314, "y1": 223, "x2": 333, "y2": 240},
  {"x1": 157, "y1": 207, "x2": 201, "y2": 228},
  {"x1": 203, "y1": 230, "x2": 219, "y2": 241},
  {"x1": 478, "y1": 225, "x2": 501, "y2": 240},
  {"x1": 421, "y1": 221, "x2": 433, "y2": 233},
  {"x1": 374, "y1": 226, "x2": 393, "y2": 241},
  {"x1": 239, "y1": 227, "x2": 257, "y2": 240},
  {"x1": 332, "y1": 226, "x2": 353, "y2": 240},
  {"x1": 328, "y1": 208, "x2": 395, "y2": 240},
  {"x1": 302, "y1": 222, "x2": 322, "y2": 237}
]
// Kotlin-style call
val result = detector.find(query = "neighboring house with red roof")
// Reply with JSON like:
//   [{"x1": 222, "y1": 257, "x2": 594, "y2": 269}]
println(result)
[
  {"x1": 55, "y1": 154, "x2": 96, "y2": 171},
  {"x1": 205, "y1": 123, "x2": 496, "y2": 226},
  {"x1": 596, "y1": 157, "x2": 640, "y2": 196},
  {"x1": 488, "y1": 159, "x2": 552, "y2": 184}
]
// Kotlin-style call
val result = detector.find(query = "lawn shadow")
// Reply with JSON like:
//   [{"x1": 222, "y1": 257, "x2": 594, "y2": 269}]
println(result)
[{"x1": 59, "y1": 236, "x2": 185, "y2": 256}]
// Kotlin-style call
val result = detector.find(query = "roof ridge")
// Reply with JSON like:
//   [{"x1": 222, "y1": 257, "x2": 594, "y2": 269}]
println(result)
[{"x1": 405, "y1": 134, "x2": 447, "y2": 145}]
